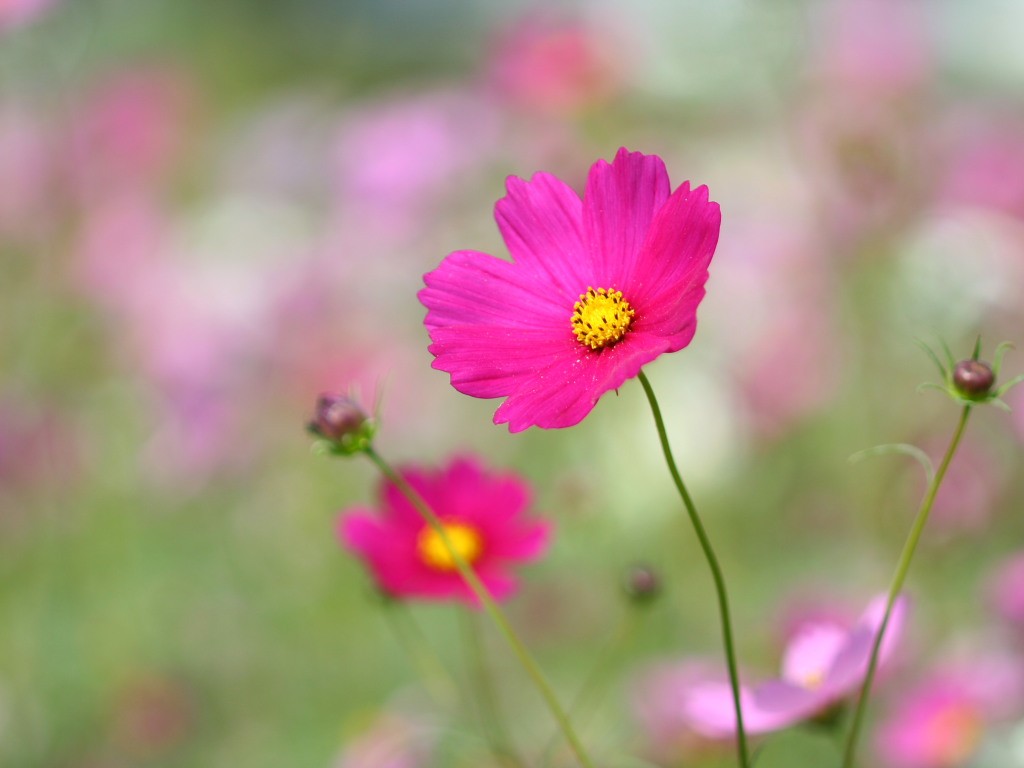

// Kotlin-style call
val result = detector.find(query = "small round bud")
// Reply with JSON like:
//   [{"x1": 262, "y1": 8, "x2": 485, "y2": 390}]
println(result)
[
  {"x1": 623, "y1": 564, "x2": 661, "y2": 604},
  {"x1": 952, "y1": 359, "x2": 995, "y2": 398},
  {"x1": 307, "y1": 394, "x2": 372, "y2": 452}
]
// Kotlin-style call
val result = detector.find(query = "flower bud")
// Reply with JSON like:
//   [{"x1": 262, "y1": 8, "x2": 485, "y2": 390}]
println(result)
[
  {"x1": 307, "y1": 394, "x2": 374, "y2": 454},
  {"x1": 952, "y1": 359, "x2": 995, "y2": 399},
  {"x1": 623, "y1": 564, "x2": 661, "y2": 604}
]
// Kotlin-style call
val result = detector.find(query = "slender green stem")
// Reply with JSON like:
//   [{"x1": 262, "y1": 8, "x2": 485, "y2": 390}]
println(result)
[
  {"x1": 382, "y1": 600, "x2": 458, "y2": 708},
  {"x1": 540, "y1": 606, "x2": 643, "y2": 766},
  {"x1": 637, "y1": 370, "x2": 750, "y2": 768},
  {"x1": 460, "y1": 609, "x2": 526, "y2": 768},
  {"x1": 363, "y1": 446, "x2": 595, "y2": 768},
  {"x1": 841, "y1": 405, "x2": 972, "y2": 768}
]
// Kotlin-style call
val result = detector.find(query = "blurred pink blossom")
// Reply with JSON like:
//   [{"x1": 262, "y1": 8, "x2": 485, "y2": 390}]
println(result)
[
  {"x1": 0, "y1": 0, "x2": 56, "y2": 30},
  {"x1": 810, "y1": 0, "x2": 932, "y2": 98},
  {"x1": 331, "y1": 89, "x2": 499, "y2": 237},
  {"x1": 0, "y1": 107, "x2": 54, "y2": 239},
  {"x1": 340, "y1": 456, "x2": 552, "y2": 604},
  {"x1": 919, "y1": 437, "x2": 1006, "y2": 536},
  {"x1": 682, "y1": 594, "x2": 908, "y2": 737},
  {"x1": 485, "y1": 12, "x2": 623, "y2": 114},
  {"x1": 67, "y1": 67, "x2": 194, "y2": 199},
  {"x1": 987, "y1": 551, "x2": 1024, "y2": 629},
  {"x1": 941, "y1": 117, "x2": 1024, "y2": 222},
  {"x1": 630, "y1": 660, "x2": 731, "y2": 764},
  {"x1": 335, "y1": 712, "x2": 435, "y2": 768},
  {"x1": 876, "y1": 658, "x2": 1024, "y2": 768}
]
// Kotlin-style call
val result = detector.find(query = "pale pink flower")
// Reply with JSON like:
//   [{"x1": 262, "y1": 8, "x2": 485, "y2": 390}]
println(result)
[
  {"x1": 941, "y1": 117, "x2": 1024, "y2": 222},
  {"x1": 682, "y1": 595, "x2": 909, "y2": 737},
  {"x1": 876, "y1": 658, "x2": 1024, "y2": 768},
  {"x1": 0, "y1": 0, "x2": 57, "y2": 30},
  {"x1": 486, "y1": 13, "x2": 622, "y2": 114},
  {"x1": 987, "y1": 551, "x2": 1024, "y2": 629},
  {"x1": 335, "y1": 711, "x2": 435, "y2": 768}
]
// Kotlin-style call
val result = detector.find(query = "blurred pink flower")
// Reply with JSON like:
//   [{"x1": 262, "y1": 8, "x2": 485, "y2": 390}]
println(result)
[
  {"x1": 682, "y1": 594, "x2": 908, "y2": 737},
  {"x1": 332, "y1": 89, "x2": 499, "y2": 236},
  {"x1": 68, "y1": 67, "x2": 194, "y2": 198},
  {"x1": 810, "y1": 0, "x2": 931, "y2": 98},
  {"x1": 941, "y1": 117, "x2": 1024, "y2": 222},
  {"x1": 420, "y1": 147, "x2": 720, "y2": 432},
  {"x1": 0, "y1": 0, "x2": 57, "y2": 30},
  {"x1": 876, "y1": 659, "x2": 1024, "y2": 768},
  {"x1": 0, "y1": 107, "x2": 54, "y2": 239},
  {"x1": 631, "y1": 660, "x2": 731, "y2": 764},
  {"x1": 335, "y1": 712, "x2": 435, "y2": 768},
  {"x1": 340, "y1": 456, "x2": 551, "y2": 604},
  {"x1": 486, "y1": 13, "x2": 622, "y2": 114},
  {"x1": 987, "y1": 551, "x2": 1024, "y2": 629},
  {"x1": 921, "y1": 437, "x2": 1005, "y2": 536}
]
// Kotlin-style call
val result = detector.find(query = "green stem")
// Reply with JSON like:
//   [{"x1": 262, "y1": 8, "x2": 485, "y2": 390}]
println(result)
[
  {"x1": 840, "y1": 405, "x2": 972, "y2": 768},
  {"x1": 540, "y1": 606, "x2": 643, "y2": 766},
  {"x1": 382, "y1": 600, "x2": 458, "y2": 708},
  {"x1": 637, "y1": 370, "x2": 750, "y2": 768},
  {"x1": 363, "y1": 446, "x2": 595, "y2": 768},
  {"x1": 460, "y1": 609, "x2": 526, "y2": 768}
]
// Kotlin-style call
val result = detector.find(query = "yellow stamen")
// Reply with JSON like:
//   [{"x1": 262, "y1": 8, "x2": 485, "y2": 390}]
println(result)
[
  {"x1": 417, "y1": 521, "x2": 483, "y2": 572},
  {"x1": 799, "y1": 669, "x2": 825, "y2": 690},
  {"x1": 571, "y1": 287, "x2": 635, "y2": 350}
]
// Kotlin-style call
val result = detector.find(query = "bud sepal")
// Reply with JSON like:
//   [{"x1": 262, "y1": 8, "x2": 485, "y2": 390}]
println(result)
[
  {"x1": 307, "y1": 393, "x2": 377, "y2": 457},
  {"x1": 916, "y1": 338, "x2": 1024, "y2": 409}
]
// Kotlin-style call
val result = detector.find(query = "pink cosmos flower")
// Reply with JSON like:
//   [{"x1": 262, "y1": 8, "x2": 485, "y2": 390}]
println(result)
[
  {"x1": 875, "y1": 658, "x2": 1024, "y2": 768},
  {"x1": 682, "y1": 594, "x2": 909, "y2": 737},
  {"x1": 339, "y1": 456, "x2": 551, "y2": 604},
  {"x1": 987, "y1": 551, "x2": 1024, "y2": 629},
  {"x1": 419, "y1": 147, "x2": 720, "y2": 432}
]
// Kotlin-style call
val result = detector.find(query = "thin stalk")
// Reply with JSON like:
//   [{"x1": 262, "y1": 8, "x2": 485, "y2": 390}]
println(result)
[
  {"x1": 460, "y1": 609, "x2": 526, "y2": 768},
  {"x1": 637, "y1": 370, "x2": 750, "y2": 768},
  {"x1": 363, "y1": 446, "x2": 595, "y2": 768},
  {"x1": 840, "y1": 405, "x2": 972, "y2": 768},
  {"x1": 383, "y1": 600, "x2": 458, "y2": 708},
  {"x1": 540, "y1": 607, "x2": 643, "y2": 767}
]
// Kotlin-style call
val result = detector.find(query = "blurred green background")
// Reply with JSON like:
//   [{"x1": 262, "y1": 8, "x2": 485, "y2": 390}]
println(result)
[{"x1": 2, "y1": 1, "x2": 1024, "y2": 766}]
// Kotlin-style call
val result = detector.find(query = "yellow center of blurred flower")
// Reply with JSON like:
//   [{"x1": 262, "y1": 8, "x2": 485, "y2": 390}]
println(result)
[
  {"x1": 799, "y1": 669, "x2": 825, "y2": 690},
  {"x1": 417, "y1": 522, "x2": 483, "y2": 571},
  {"x1": 927, "y1": 704, "x2": 983, "y2": 764},
  {"x1": 571, "y1": 287, "x2": 635, "y2": 350}
]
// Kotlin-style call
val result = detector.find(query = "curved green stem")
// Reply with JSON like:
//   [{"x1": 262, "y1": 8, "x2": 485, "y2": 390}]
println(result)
[
  {"x1": 637, "y1": 370, "x2": 750, "y2": 768},
  {"x1": 461, "y1": 609, "x2": 526, "y2": 768},
  {"x1": 363, "y1": 447, "x2": 595, "y2": 768},
  {"x1": 840, "y1": 405, "x2": 972, "y2": 768},
  {"x1": 382, "y1": 600, "x2": 458, "y2": 708}
]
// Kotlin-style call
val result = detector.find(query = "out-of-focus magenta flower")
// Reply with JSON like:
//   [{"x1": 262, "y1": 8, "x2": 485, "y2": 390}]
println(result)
[
  {"x1": 810, "y1": 0, "x2": 931, "y2": 98},
  {"x1": 0, "y1": 107, "x2": 54, "y2": 239},
  {"x1": 332, "y1": 89, "x2": 499, "y2": 236},
  {"x1": 631, "y1": 660, "x2": 731, "y2": 764},
  {"x1": 682, "y1": 595, "x2": 909, "y2": 737},
  {"x1": 420, "y1": 147, "x2": 720, "y2": 432},
  {"x1": 875, "y1": 659, "x2": 1024, "y2": 768},
  {"x1": 941, "y1": 118, "x2": 1024, "y2": 222},
  {"x1": 0, "y1": 0, "x2": 57, "y2": 31},
  {"x1": 486, "y1": 13, "x2": 622, "y2": 114},
  {"x1": 987, "y1": 551, "x2": 1024, "y2": 628},
  {"x1": 68, "y1": 68, "x2": 194, "y2": 197},
  {"x1": 340, "y1": 457, "x2": 551, "y2": 604},
  {"x1": 921, "y1": 437, "x2": 1005, "y2": 536}
]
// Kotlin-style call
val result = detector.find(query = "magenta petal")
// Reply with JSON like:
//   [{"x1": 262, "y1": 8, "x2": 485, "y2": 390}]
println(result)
[
  {"x1": 780, "y1": 622, "x2": 849, "y2": 687},
  {"x1": 583, "y1": 147, "x2": 671, "y2": 285},
  {"x1": 421, "y1": 249, "x2": 565, "y2": 329},
  {"x1": 630, "y1": 182, "x2": 720, "y2": 318},
  {"x1": 496, "y1": 172, "x2": 592, "y2": 300},
  {"x1": 825, "y1": 594, "x2": 909, "y2": 693}
]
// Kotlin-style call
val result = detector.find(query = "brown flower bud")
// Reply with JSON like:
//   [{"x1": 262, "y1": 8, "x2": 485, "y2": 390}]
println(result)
[
  {"x1": 307, "y1": 394, "x2": 369, "y2": 444},
  {"x1": 623, "y1": 564, "x2": 661, "y2": 604},
  {"x1": 952, "y1": 359, "x2": 995, "y2": 398}
]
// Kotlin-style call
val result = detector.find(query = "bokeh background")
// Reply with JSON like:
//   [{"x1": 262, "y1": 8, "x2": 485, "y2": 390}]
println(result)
[{"x1": 3, "y1": 0, "x2": 1024, "y2": 766}]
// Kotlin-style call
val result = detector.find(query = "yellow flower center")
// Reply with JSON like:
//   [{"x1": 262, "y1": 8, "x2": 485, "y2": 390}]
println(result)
[
  {"x1": 798, "y1": 669, "x2": 825, "y2": 690},
  {"x1": 416, "y1": 521, "x2": 483, "y2": 572},
  {"x1": 927, "y1": 704, "x2": 983, "y2": 764},
  {"x1": 571, "y1": 287, "x2": 635, "y2": 350}
]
